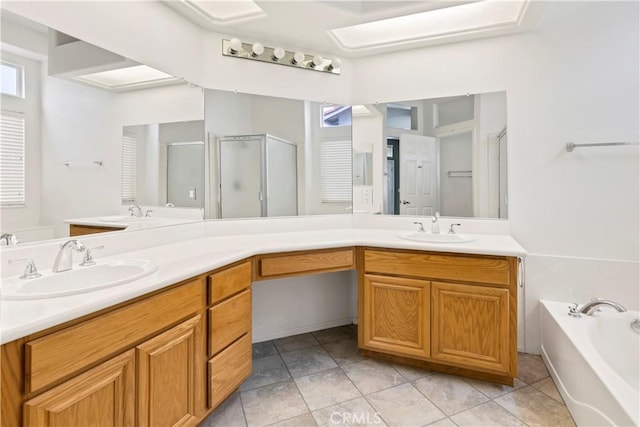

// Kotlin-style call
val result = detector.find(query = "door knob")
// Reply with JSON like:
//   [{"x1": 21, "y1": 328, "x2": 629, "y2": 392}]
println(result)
[{"x1": 401, "y1": 200, "x2": 411, "y2": 205}]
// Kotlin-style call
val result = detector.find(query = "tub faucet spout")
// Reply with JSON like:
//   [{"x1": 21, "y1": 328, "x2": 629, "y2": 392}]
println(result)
[{"x1": 578, "y1": 298, "x2": 627, "y2": 316}]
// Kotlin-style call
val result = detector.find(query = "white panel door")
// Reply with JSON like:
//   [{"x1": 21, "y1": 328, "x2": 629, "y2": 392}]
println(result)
[{"x1": 399, "y1": 134, "x2": 437, "y2": 216}]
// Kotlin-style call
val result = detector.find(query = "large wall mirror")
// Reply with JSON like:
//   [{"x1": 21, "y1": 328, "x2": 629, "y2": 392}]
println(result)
[
  {"x1": 352, "y1": 92, "x2": 508, "y2": 219},
  {"x1": 203, "y1": 89, "x2": 353, "y2": 219}
]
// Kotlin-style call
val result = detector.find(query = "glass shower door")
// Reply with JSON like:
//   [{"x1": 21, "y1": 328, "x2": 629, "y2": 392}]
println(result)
[{"x1": 219, "y1": 136, "x2": 264, "y2": 218}]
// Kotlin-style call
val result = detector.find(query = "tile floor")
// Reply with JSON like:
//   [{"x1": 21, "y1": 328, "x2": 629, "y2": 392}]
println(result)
[{"x1": 201, "y1": 325, "x2": 575, "y2": 427}]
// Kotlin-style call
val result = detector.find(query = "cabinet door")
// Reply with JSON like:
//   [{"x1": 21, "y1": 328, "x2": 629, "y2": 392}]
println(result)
[
  {"x1": 137, "y1": 315, "x2": 205, "y2": 427},
  {"x1": 362, "y1": 274, "x2": 430, "y2": 359},
  {"x1": 431, "y1": 281, "x2": 511, "y2": 375},
  {"x1": 23, "y1": 350, "x2": 135, "y2": 427}
]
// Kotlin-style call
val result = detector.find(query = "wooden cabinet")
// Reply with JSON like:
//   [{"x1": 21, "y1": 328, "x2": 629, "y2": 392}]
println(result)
[
  {"x1": 359, "y1": 248, "x2": 518, "y2": 383},
  {"x1": 23, "y1": 350, "x2": 135, "y2": 427},
  {"x1": 69, "y1": 224, "x2": 125, "y2": 236},
  {"x1": 254, "y1": 248, "x2": 356, "y2": 280},
  {"x1": 431, "y1": 282, "x2": 511, "y2": 375},
  {"x1": 362, "y1": 274, "x2": 430, "y2": 359},
  {"x1": 137, "y1": 315, "x2": 206, "y2": 427},
  {"x1": 207, "y1": 261, "x2": 253, "y2": 411}
]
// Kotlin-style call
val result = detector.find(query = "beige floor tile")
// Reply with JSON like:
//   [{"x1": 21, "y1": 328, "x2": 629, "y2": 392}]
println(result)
[
  {"x1": 275, "y1": 333, "x2": 320, "y2": 353},
  {"x1": 201, "y1": 393, "x2": 246, "y2": 427},
  {"x1": 312, "y1": 397, "x2": 387, "y2": 427},
  {"x1": 322, "y1": 338, "x2": 364, "y2": 366},
  {"x1": 281, "y1": 345, "x2": 338, "y2": 378},
  {"x1": 414, "y1": 374, "x2": 488, "y2": 416},
  {"x1": 451, "y1": 401, "x2": 526, "y2": 426},
  {"x1": 516, "y1": 353, "x2": 549, "y2": 384},
  {"x1": 240, "y1": 355, "x2": 291, "y2": 391},
  {"x1": 465, "y1": 377, "x2": 527, "y2": 399},
  {"x1": 294, "y1": 368, "x2": 361, "y2": 411},
  {"x1": 269, "y1": 412, "x2": 317, "y2": 426},
  {"x1": 391, "y1": 363, "x2": 433, "y2": 382},
  {"x1": 341, "y1": 359, "x2": 405, "y2": 395},
  {"x1": 495, "y1": 386, "x2": 575, "y2": 427},
  {"x1": 425, "y1": 418, "x2": 457, "y2": 427},
  {"x1": 241, "y1": 380, "x2": 309, "y2": 427},
  {"x1": 312, "y1": 325, "x2": 356, "y2": 344},
  {"x1": 367, "y1": 383, "x2": 446, "y2": 427},
  {"x1": 253, "y1": 341, "x2": 278, "y2": 359},
  {"x1": 531, "y1": 377, "x2": 564, "y2": 404}
]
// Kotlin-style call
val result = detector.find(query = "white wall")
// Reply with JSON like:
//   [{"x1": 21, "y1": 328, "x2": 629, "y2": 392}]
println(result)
[{"x1": 352, "y1": 1, "x2": 640, "y2": 352}]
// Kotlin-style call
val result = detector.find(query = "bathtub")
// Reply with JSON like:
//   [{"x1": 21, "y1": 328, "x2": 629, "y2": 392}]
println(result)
[{"x1": 540, "y1": 300, "x2": 640, "y2": 426}]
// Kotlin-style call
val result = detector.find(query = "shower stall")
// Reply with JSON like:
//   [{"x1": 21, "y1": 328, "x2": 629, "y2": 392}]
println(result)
[{"x1": 217, "y1": 134, "x2": 298, "y2": 218}]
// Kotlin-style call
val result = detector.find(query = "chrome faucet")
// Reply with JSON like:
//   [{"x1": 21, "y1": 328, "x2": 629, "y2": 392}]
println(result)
[
  {"x1": 128, "y1": 204, "x2": 143, "y2": 217},
  {"x1": 413, "y1": 221, "x2": 425, "y2": 232},
  {"x1": 0, "y1": 233, "x2": 19, "y2": 246},
  {"x1": 431, "y1": 212, "x2": 440, "y2": 234},
  {"x1": 52, "y1": 240, "x2": 86, "y2": 272},
  {"x1": 448, "y1": 223, "x2": 461, "y2": 234},
  {"x1": 569, "y1": 298, "x2": 627, "y2": 317}
]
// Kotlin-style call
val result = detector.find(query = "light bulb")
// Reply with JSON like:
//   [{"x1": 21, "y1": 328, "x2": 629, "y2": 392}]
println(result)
[
  {"x1": 228, "y1": 38, "x2": 242, "y2": 54},
  {"x1": 292, "y1": 51, "x2": 305, "y2": 65},
  {"x1": 251, "y1": 42, "x2": 264, "y2": 57},
  {"x1": 272, "y1": 47, "x2": 285, "y2": 61},
  {"x1": 328, "y1": 57, "x2": 341, "y2": 71},
  {"x1": 310, "y1": 55, "x2": 324, "y2": 68}
]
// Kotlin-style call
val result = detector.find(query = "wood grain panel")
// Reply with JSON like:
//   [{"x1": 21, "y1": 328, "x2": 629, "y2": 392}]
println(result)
[
  {"x1": 1, "y1": 338, "x2": 26, "y2": 426},
  {"x1": 208, "y1": 261, "x2": 251, "y2": 304},
  {"x1": 364, "y1": 249, "x2": 511, "y2": 286},
  {"x1": 137, "y1": 315, "x2": 205, "y2": 427},
  {"x1": 69, "y1": 224, "x2": 125, "y2": 237},
  {"x1": 26, "y1": 279, "x2": 204, "y2": 393},
  {"x1": 209, "y1": 334, "x2": 252, "y2": 410},
  {"x1": 256, "y1": 248, "x2": 356, "y2": 280},
  {"x1": 431, "y1": 281, "x2": 511, "y2": 375},
  {"x1": 23, "y1": 350, "x2": 135, "y2": 427},
  {"x1": 362, "y1": 274, "x2": 430, "y2": 359},
  {"x1": 209, "y1": 289, "x2": 251, "y2": 357}
]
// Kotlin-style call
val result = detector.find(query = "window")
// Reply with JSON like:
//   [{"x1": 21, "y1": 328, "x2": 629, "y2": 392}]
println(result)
[
  {"x1": 121, "y1": 134, "x2": 137, "y2": 203},
  {"x1": 320, "y1": 140, "x2": 352, "y2": 203},
  {"x1": 1, "y1": 62, "x2": 24, "y2": 98},
  {"x1": 321, "y1": 105, "x2": 352, "y2": 127},
  {"x1": 0, "y1": 111, "x2": 26, "y2": 206}
]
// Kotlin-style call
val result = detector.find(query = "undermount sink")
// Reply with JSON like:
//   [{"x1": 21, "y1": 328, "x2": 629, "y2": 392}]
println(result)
[
  {"x1": 1, "y1": 259, "x2": 158, "y2": 300},
  {"x1": 98, "y1": 215, "x2": 146, "y2": 223},
  {"x1": 396, "y1": 231, "x2": 475, "y2": 244}
]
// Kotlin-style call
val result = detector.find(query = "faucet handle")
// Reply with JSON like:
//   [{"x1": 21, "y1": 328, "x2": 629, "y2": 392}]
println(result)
[
  {"x1": 9, "y1": 258, "x2": 42, "y2": 279},
  {"x1": 413, "y1": 221, "x2": 425, "y2": 232},
  {"x1": 144, "y1": 210, "x2": 153, "y2": 218},
  {"x1": 568, "y1": 303, "x2": 582, "y2": 318},
  {"x1": 448, "y1": 223, "x2": 462, "y2": 234},
  {"x1": 431, "y1": 212, "x2": 440, "y2": 222},
  {"x1": 80, "y1": 245, "x2": 104, "y2": 267}
]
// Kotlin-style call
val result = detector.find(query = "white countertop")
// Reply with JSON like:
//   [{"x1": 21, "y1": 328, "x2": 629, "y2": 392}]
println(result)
[{"x1": 0, "y1": 226, "x2": 526, "y2": 344}]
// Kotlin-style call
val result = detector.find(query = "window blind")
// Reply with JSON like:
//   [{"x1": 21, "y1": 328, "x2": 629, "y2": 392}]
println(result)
[
  {"x1": 320, "y1": 139, "x2": 352, "y2": 203},
  {"x1": 0, "y1": 110, "x2": 26, "y2": 206},
  {"x1": 121, "y1": 134, "x2": 137, "y2": 203}
]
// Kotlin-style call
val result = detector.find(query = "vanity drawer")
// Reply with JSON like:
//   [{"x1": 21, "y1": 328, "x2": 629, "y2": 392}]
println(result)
[
  {"x1": 209, "y1": 333, "x2": 252, "y2": 409},
  {"x1": 209, "y1": 289, "x2": 251, "y2": 356},
  {"x1": 208, "y1": 261, "x2": 252, "y2": 305},
  {"x1": 364, "y1": 249, "x2": 512, "y2": 286},
  {"x1": 25, "y1": 278, "x2": 204, "y2": 393},
  {"x1": 256, "y1": 248, "x2": 356, "y2": 280}
]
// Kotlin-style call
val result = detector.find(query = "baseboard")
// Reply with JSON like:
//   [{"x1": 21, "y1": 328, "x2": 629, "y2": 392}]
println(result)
[{"x1": 253, "y1": 317, "x2": 354, "y2": 343}]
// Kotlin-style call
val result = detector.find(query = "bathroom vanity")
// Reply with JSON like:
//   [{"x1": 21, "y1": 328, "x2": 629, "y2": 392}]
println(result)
[{"x1": 0, "y1": 224, "x2": 524, "y2": 427}]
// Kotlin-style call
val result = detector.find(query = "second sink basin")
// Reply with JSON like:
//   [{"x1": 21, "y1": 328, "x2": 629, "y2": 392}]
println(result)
[
  {"x1": 1, "y1": 259, "x2": 158, "y2": 300},
  {"x1": 397, "y1": 231, "x2": 475, "y2": 244}
]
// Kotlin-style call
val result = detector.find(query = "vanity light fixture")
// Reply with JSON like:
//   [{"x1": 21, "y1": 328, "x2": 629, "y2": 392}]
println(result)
[
  {"x1": 221, "y1": 39, "x2": 340, "y2": 75},
  {"x1": 272, "y1": 47, "x2": 285, "y2": 61}
]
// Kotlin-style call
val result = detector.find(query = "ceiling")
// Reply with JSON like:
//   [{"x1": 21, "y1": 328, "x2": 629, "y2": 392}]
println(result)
[{"x1": 164, "y1": 0, "x2": 547, "y2": 58}]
